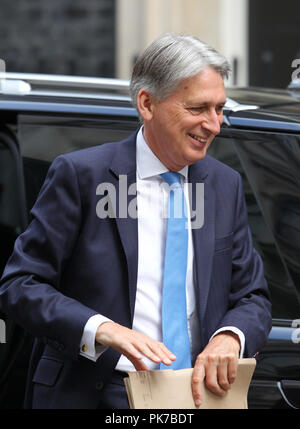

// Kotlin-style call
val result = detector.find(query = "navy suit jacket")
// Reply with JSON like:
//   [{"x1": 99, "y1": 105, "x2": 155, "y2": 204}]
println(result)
[{"x1": 0, "y1": 131, "x2": 272, "y2": 408}]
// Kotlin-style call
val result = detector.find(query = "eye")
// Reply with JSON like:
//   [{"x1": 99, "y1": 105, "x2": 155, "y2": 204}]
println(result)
[
  {"x1": 216, "y1": 105, "x2": 225, "y2": 114},
  {"x1": 187, "y1": 107, "x2": 205, "y2": 115}
]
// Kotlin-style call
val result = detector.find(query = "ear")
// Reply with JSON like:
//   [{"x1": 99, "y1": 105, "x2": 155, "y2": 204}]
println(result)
[{"x1": 137, "y1": 89, "x2": 156, "y2": 121}]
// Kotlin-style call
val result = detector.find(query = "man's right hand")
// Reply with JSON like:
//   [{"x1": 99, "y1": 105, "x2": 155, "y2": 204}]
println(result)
[{"x1": 96, "y1": 321, "x2": 176, "y2": 371}]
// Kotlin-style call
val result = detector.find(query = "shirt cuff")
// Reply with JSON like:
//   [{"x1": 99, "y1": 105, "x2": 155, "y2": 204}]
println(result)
[
  {"x1": 80, "y1": 314, "x2": 112, "y2": 362},
  {"x1": 209, "y1": 326, "x2": 245, "y2": 358}
]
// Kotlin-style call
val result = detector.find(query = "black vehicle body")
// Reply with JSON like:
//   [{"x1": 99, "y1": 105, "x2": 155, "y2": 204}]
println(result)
[{"x1": 0, "y1": 73, "x2": 300, "y2": 409}]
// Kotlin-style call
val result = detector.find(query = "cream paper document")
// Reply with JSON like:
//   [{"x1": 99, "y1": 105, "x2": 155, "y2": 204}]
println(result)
[{"x1": 124, "y1": 358, "x2": 256, "y2": 409}]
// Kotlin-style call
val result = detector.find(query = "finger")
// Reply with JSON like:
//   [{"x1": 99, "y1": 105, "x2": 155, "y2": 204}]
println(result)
[
  {"x1": 121, "y1": 346, "x2": 149, "y2": 371},
  {"x1": 127, "y1": 341, "x2": 173, "y2": 370},
  {"x1": 96, "y1": 322, "x2": 175, "y2": 366},
  {"x1": 192, "y1": 361, "x2": 205, "y2": 407},
  {"x1": 133, "y1": 336, "x2": 177, "y2": 366},
  {"x1": 133, "y1": 341, "x2": 164, "y2": 364},
  {"x1": 131, "y1": 358, "x2": 149, "y2": 372},
  {"x1": 216, "y1": 356, "x2": 232, "y2": 391},
  {"x1": 157, "y1": 342, "x2": 177, "y2": 361},
  {"x1": 205, "y1": 355, "x2": 227, "y2": 396},
  {"x1": 156, "y1": 341, "x2": 177, "y2": 358},
  {"x1": 119, "y1": 341, "x2": 150, "y2": 371},
  {"x1": 227, "y1": 355, "x2": 238, "y2": 385},
  {"x1": 148, "y1": 342, "x2": 176, "y2": 366}
]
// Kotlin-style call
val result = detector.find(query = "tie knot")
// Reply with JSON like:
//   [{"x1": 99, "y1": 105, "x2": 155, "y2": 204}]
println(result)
[{"x1": 160, "y1": 171, "x2": 182, "y2": 187}]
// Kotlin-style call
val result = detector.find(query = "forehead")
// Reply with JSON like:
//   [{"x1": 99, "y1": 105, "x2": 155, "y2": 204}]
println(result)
[{"x1": 171, "y1": 68, "x2": 226, "y2": 104}]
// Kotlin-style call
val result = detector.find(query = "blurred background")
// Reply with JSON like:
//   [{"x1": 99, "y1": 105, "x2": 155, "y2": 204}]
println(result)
[{"x1": 0, "y1": 0, "x2": 300, "y2": 89}]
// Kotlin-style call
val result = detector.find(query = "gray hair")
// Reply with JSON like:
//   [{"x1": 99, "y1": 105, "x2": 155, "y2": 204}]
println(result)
[{"x1": 130, "y1": 33, "x2": 230, "y2": 110}]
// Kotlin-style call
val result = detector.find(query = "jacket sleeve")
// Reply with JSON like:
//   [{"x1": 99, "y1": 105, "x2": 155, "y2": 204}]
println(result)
[
  {"x1": 0, "y1": 155, "x2": 98, "y2": 359},
  {"x1": 215, "y1": 174, "x2": 272, "y2": 357}
]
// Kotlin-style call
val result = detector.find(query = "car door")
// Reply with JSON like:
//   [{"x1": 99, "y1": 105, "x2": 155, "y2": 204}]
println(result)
[
  {"x1": 0, "y1": 110, "x2": 138, "y2": 408},
  {"x1": 209, "y1": 123, "x2": 300, "y2": 409},
  {"x1": 0, "y1": 123, "x2": 29, "y2": 409}
]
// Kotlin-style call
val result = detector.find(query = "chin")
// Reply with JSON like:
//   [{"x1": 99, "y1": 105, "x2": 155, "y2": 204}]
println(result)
[{"x1": 188, "y1": 149, "x2": 208, "y2": 163}]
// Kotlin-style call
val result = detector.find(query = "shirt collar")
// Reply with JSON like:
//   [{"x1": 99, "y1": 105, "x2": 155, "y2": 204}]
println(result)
[{"x1": 136, "y1": 126, "x2": 188, "y2": 181}]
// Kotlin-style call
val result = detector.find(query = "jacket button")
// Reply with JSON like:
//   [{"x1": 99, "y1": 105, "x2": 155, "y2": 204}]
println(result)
[{"x1": 96, "y1": 381, "x2": 104, "y2": 390}]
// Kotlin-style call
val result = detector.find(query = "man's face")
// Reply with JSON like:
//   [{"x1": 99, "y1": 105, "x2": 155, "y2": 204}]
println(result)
[{"x1": 140, "y1": 67, "x2": 226, "y2": 171}]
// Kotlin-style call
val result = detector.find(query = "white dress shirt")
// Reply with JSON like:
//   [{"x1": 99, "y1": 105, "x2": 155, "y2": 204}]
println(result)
[{"x1": 79, "y1": 127, "x2": 245, "y2": 368}]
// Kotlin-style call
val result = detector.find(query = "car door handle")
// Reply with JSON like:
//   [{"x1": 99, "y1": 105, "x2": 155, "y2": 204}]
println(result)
[{"x1": 277, "y1": 380, "x2": 300, "y2": 409}]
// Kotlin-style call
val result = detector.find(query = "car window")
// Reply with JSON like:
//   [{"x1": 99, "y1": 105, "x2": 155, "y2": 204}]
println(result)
[
  {"x1": 17, "y1": 114, "x2": 138, "y2": 213},
  {"x1": 0, "y1": 126, "x2": 27, "y2": 274},
  {"x1": 209, "y1": 128, "x2": 300, "y2": 320}
]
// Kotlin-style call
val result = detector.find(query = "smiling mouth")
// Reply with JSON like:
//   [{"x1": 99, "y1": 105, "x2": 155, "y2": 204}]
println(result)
[{"x1": 188, "y1": 133, "x2": 208, "y2": 144}]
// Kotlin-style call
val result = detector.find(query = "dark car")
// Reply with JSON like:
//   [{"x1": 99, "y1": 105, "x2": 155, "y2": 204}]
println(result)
[{"x1": 0, "y1": 73, "x2": 300, "y2": 409}]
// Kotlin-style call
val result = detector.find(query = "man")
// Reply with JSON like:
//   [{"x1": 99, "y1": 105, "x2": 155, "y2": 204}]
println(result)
[{"x1": 0, "y1": 34, "x2": 272, "y2": 409}]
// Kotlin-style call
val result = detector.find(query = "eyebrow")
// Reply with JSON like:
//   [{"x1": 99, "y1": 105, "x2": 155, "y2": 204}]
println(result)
[{"x1": 184, "y1": 100, "x2": 227, "y2": 107}]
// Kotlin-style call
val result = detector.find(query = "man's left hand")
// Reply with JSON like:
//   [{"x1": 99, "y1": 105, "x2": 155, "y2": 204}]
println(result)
[{"x1": 191, "y1": 331, "x2": 241, "y2": 407}]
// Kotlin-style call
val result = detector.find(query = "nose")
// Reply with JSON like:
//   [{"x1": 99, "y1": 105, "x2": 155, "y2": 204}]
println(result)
[{"x1": 201, "y1": 109, "x2": 222, "y2": 136}]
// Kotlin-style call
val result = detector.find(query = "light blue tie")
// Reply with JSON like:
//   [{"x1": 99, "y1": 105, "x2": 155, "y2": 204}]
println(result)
[{"x1": 159, "y1": 172, "x2": 191, "y2": 370}]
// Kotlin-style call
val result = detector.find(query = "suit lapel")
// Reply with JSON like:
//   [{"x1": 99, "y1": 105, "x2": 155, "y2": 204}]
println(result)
[
  {"x1": 108, "y1": 133, "x2": 216, "y2": 329},
  {"x1": 109, "y1": 133, "x2": 138, "y2": 323},
  {"x1": 189, "y1": 158, "x2": 216, "y2": 328}
]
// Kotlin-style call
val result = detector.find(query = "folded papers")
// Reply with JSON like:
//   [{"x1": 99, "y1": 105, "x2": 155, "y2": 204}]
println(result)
[{"x1": 124, "y1": 358, "x2": 256, "y2": 409}]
